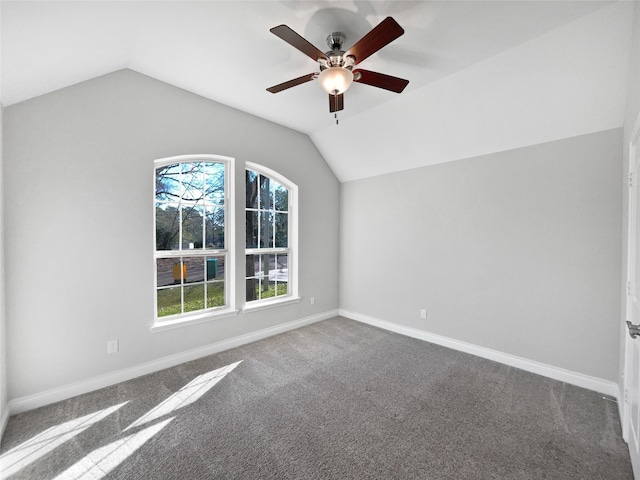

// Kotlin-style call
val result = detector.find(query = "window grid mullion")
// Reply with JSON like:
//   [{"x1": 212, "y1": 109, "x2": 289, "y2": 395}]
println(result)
[
  {"x1": 201, "y1": 166, "x2": 206, "y2": 251},
  {"x1": 180, "y1": 255, "x2": 185, "y2": 315},
  {"x1": 273, "y1": 253, "x2": 278, "y2": 294},
  {"x1": 271, "y1": 208, "x2": 276, "y2": 248},
  {"x1": 178, "y1": 167, "x2": 183, "y2": 252}
]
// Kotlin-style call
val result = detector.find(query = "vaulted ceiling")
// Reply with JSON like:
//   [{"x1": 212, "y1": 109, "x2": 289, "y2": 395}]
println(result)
[{"x1": 1, "y1": 1, "x2": 633, "y2": 181}]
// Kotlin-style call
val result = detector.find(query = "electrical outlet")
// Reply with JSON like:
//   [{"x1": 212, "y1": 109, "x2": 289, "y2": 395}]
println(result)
[
  {"x1": 310, "y1": 297, "x2": 315, "y2": 305},
  {"x1": 107, "y1": 340, "x2": 119, "y2": 354},
  {"x1": 420, "y1": 309, "x2": 427, "y2": 319}
]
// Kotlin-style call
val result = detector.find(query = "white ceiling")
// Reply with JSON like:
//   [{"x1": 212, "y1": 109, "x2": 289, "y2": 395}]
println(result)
[{"x1": 0, "y1": 1, "x2": 633, "y2": 181}]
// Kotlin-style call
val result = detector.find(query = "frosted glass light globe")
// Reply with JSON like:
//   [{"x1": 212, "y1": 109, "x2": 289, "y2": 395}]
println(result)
[{"x1": 318, "y1": 67, "x2": 354, "y2": 95}]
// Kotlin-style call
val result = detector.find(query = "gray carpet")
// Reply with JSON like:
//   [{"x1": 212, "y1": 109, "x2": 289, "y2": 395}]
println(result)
[{"x1": 0, "y1": 317, "x2": 633, "y2": 479}]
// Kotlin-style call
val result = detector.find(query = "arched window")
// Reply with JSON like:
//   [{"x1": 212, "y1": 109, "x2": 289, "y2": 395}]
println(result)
[
  {"x1": 245, "y1": 163, "x2": 298, "y2": 307},
  {"x1": 153, "y1": 155, "x2": 235, "y2": 328}
]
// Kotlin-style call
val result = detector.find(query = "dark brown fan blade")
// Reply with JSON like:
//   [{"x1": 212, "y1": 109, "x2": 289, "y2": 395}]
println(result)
[
  {"x1": 353, "y1": 69, "x2": 409, "y2": 93},
  {"x1": 344, "y1": 17, "x2": 404, "y2": 65},
  {"x1": 270, "y1": 25, "x2": 329, "y2": 62},
  {"x1": 329, "y1": 93, "x2": 344, "y2": 113},
  {"x1": 267, "y1": 73, "x2": 316, "y2": 93}
]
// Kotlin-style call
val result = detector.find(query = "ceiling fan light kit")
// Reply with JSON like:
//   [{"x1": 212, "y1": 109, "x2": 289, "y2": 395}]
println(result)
[
  {"x1": 267, "y1": 16, "x2": 409, "y2": 121},
  {"x1": 318, "y1": 66, "x2": 353, "y2": 95}
]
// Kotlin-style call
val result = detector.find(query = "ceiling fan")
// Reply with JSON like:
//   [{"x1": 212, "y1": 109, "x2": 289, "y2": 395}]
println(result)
[{"x1": 266, "y1": 17, "x2": 410, "y2": 118}]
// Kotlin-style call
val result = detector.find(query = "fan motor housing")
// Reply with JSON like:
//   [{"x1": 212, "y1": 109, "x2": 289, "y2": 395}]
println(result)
[
  {"x1": 326, "y1": 32, "x2": 346, "y2": 51},
  {"x1": 320, "y1": 32, "x2": 355, "y2": 71}
]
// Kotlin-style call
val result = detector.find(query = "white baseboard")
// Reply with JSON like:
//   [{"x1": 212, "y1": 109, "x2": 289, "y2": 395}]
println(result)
[
  {"x1": 8, "y1": 309, "x2": 338, "y2": 415},
  {"x1": 8, "y1": 308, "x2": 618, "y2": 416},
  {"x1": 340, "y1": 309, "x2": 619, "y2": 399}
]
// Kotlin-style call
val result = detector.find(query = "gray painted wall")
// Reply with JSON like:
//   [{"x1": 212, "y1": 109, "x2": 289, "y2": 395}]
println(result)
[
  {"x1": 3, "y1": 69, "x2": 340, "y2": 400},
  {"x1": 340, "y1": 129, "x2": 623, "y2": 381},
  {"x1": 0, "y1": 103, "x2": 7, "y2": 433}
]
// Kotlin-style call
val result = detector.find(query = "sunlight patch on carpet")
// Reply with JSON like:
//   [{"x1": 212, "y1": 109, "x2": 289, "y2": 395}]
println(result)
[
  {"x1": 0, "y1": 402, "x2": 128, "y2": 479},
  {"x1": 124, "y1": 360, "x2": 242, "y2": 431},
  {"x1": 51, "y1": 417, "x2": 174, "y2": 480}
]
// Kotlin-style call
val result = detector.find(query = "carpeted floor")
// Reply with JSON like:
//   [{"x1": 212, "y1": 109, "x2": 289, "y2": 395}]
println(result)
[{"x1": 0, "y1": 317, "x2": 634, "y2": 479}]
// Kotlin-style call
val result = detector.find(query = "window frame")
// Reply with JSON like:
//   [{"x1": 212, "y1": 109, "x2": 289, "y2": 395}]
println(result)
[
  {"x1": 244, "y1": 162, "x2": 299, "y2": 312},
  {"x1": 152, "y1": 154, "x2": 237, "y2": 332}
]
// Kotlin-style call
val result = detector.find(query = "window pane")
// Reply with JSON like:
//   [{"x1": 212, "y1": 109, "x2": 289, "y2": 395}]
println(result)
[
  {"x1": 205, "y1": 162, "x2": 225, "y2": 205},
  {"x1": 181, "y1": 163, "x2": 204, "y2": 202},
  {"x1": 182, "y1": 205, "x2": 203, "y2": 249},
  {"x1": 157, "y1": 258, "x2": 176, "y2": 287},
  {"x1": 260, "y1": 211, "x2": 273, "y2": 248},
  {"x1": 276, "y1": 281, "x2": 289, "y2": 296},
  {"x1": 260, "y1": 175, "x2": 272, "y2": 210},
  {"x1": 184, "y1": 256, "x2": 204, "y2": 284},
  {"x1": 275, "y1": 254, "x2": 288, "y2": 277},
  {"x1": 246, "y1": 170, "x2": 258, "y2": 209},
  {"x1": 157, "y1": 287, "x2": 182, "y2": 317},
  {"x1": 246, "y1": 277, "x2": 259, "y2": 302},
  {"x1": 274, "y1": 183, "x2": 288, "y2": 212},
  {"x1": 183, "y1": 284, "x2": 205, "y2": 313},
  {"x1": 262, "y1": 282, "x2": 276, "y2": 299},
  {"x1": 207, "y1": 282, "x2": 225, "y2": 308},
  {"x1": 156, "y1": 204, "x2": 180, "y2": 251},
  {"x1": 205, "y1": 206, "x2": 224, "y2": 249},
  {"x1": 156, "y1": 164, "x2": 181, "y2": 202},
  {"x1": 246, "y1": 211, "x2": 258, "y2": 248},
  {"x1": 273, "y1": 254, "x2": 289, "y2": 297},
  {"x1": 260, "y1": 254, "x2": 273, "y2": 296},
  {"x1": 245, "y1": 254, "x2": 261, "y2": 277},
  {"x1": 274, "y1": 212, "x2": 288, "y2": 248},
  {"x1": 206, "y1": 256, "x2": 224, "y2": 280}
]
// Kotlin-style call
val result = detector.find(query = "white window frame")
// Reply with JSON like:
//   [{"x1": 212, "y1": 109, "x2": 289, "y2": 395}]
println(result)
[
  {"x1": 244, "y1": 162, "x2": 299, "y2": 312},
  {"x1": 152, "y1": 154, "x2": 237, "y2": 332}
]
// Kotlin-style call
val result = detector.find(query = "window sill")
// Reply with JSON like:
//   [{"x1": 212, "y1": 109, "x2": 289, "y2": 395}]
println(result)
[
  {"x1": 243, "y1": 296, "x2": 301, "y2": 313},
  {"x1": 151, "y1": 308, "x2": 239, "y2": 333}
]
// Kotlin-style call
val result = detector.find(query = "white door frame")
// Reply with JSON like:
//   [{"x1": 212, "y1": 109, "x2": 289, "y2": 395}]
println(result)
[{"x1": 623, "y1": 112, "x2": 640, "y2": 475}]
